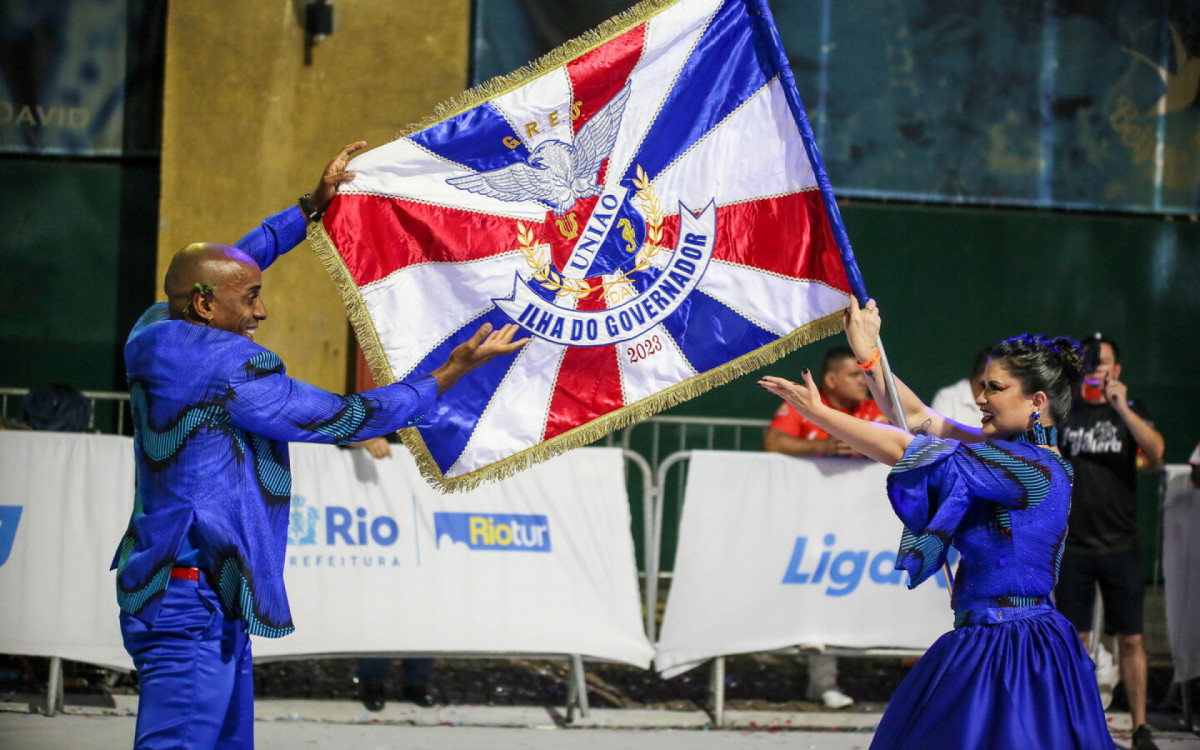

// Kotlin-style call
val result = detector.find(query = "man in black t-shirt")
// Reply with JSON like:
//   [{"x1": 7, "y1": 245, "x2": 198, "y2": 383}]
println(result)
[{"x1": 1056, "y1": 334, "x2": 1165, "y2": 750}]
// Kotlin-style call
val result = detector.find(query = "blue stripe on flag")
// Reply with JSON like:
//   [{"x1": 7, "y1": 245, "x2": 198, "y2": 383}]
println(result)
[
  {"x1": 744, "y1": 0, "x2": 868, "y2": 303},
  {"x1": 633, "y1": 268, "x2": 778, "y2": 373},
  {"x1": 412, "y1": 309, "x2": 530, "y2": 472},
  {"x1": 409, "y1": 102, "x2": 532, "y2": 173},
  {"x1": 622, "y1": 0, "x2": 772, "y2": 182}
]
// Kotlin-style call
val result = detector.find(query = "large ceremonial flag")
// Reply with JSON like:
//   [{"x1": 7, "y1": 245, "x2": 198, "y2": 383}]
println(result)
[{"x1": 311, "y1": 0, "x2": 868, "y2": 490}]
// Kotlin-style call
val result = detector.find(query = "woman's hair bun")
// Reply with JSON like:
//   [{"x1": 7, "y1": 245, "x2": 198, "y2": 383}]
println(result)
[{"x1": 1051, "y1": 336, "x2": 1085, "y2": 385}]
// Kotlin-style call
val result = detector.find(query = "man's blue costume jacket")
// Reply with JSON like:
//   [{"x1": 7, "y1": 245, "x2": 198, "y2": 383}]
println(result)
[{"x1": 112, "y1": 207, "x2": 437, "y2": 637}]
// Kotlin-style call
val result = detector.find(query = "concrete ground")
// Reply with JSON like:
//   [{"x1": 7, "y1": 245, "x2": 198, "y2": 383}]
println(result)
[{"x1": 2, "y1": 696, "x2": 1198, "y2": 749}]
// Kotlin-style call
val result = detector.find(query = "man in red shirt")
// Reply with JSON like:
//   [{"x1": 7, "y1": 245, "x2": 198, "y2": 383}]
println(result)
[
  {"x1": 763, "y1": 345, "x2": 888, "y2": 709},
  {"x1": 765, "y1": 346, "x2": 887, "y2": 458}
]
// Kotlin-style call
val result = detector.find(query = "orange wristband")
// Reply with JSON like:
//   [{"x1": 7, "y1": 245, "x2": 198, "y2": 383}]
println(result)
[{"x1": 857, "y1": 347, "x2": 881, "y2": 372}]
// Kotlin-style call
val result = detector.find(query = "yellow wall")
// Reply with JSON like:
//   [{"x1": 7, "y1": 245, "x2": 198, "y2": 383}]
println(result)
[{"x1": 159, "y1": 1, "x2": 470, "y2": 391}]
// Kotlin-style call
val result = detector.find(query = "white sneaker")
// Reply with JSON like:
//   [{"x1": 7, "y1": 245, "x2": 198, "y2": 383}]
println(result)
[
  {"x1": 1094, "y1": 643, "x2": 1117, "y2": 709},
  {"x1": 821, "y1": 689, "x2": 854, "y2": 709}
]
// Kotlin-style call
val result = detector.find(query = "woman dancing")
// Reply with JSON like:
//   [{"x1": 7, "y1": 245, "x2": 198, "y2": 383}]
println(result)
[{"x1": 760, "y1": 298, "x2": 1112, "y2": 749}]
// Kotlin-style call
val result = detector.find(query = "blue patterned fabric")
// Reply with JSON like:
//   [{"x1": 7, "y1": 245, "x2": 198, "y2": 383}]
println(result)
[
  {"x1": 112, "y1": 207, "x2": 438, "y2": 637},
  {"x1": 888, "y1": 434, "x2": 1073, "y2": 622},
  {"x1": 874, "y1": 435, "x2": 1112, "y2": 749}
]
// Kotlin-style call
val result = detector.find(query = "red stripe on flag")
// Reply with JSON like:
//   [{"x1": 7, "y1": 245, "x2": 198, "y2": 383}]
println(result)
[
  {"x1": 324, "y1": 194, "x2": 522, "y2": 286},
  {"x1": 659, "y1": 191, "x2": 850, "y2": 291},
  {"x1": 567, "y1": 24, "x2": 647, "y2": 136},
  {"x1": 542, "y1": 292, "x2": 624, "y2": 441},
  {"x1": 544, "y1": 195, "x2": 599, "y2": 274}
]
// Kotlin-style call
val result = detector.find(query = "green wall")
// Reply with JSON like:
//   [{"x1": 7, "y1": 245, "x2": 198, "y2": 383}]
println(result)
[{"x1": 0, "y1": 158, "x2": 158, "y2": 394}]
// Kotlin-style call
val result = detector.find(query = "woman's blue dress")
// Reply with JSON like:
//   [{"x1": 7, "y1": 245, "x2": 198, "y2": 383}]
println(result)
[{"x1": 872, "y1": 434, "x2": 1113, "y2": 749}]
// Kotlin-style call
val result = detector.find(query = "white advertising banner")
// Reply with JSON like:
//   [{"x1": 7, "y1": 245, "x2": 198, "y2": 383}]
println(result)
[
  {"x1": 1162, "y1": 465, "x2": 1200, "y2": 682},
  {"x1": 257, "y1": 444, "x2": 652, "y2": 666},
  {"x1": 0, "y1": 431, "x2": 134, "y2": 670},
  {"x1": 0, "y1": 433, "x2": 652, "y2": 670},
  {"x1": 655, "y1": 452, "x2": 953, "y2": 678}
]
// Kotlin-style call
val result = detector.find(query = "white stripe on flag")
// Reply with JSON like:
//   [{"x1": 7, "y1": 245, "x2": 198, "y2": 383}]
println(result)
[
  {"x1": 343, "y1": 137, "x2": 546, "y2": 219},
  {"x1": 696, "y1": 262, "x2": 850, "y2": 336},
  {"x1": 603, "y1": 0, "x2": 725, "y2": 191},
  {"x1": 490, "y1": 68, "x2": 574, "y2": 151},
  {"x1": 446, "y1": 338, "x2": 568, "y2": 477},
  {"x1": 362, "y1": 254, "x2": 522, "y2": 379},
  {"x1": 617, "y1": 322, "x2": 700, "y2": 405},
  {"x1": 651, "y1": 78, "x2": 819, "y2": 210}
]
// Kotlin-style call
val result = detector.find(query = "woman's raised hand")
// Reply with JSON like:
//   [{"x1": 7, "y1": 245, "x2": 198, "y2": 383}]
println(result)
[
  {"x1": 844, "y1": 296, "x2": 881, "y2": 362},
  {"x1": 758, "y1": 369, "x2": 824, "y2": 419}
]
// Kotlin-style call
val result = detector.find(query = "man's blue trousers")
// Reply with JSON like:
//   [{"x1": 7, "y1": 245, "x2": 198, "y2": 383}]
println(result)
[{"x1": 121, "y1": 575, "x2": 254, "y2": 749}]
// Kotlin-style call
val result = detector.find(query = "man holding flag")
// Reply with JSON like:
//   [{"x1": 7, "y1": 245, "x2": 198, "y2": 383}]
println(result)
[{"x1": 113, "y1": 143, "x2": 527, "y2": 749}]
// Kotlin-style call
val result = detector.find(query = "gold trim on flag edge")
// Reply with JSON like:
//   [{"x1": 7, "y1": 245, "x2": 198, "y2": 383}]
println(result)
[
  {"x1": 307, "y1": 222, "x2": 399, "y2": 391},
  {"x1": 400, "y1": 310, "x2": 847, "y2": 493},
  {"x1": 309, "y1": 0, "x2": 853, "y2": 492},
  {"x1": 393, "y1": 0, "x2": 684, "y2": 140}
]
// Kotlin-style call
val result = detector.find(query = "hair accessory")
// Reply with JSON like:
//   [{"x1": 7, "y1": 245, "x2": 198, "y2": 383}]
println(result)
[
  {"x1": 857, "y1": 347, "x2": 881, "y2": 372},
  {"x1": 298, "y1": 193, "x2": 323, "y2": 223},
  {"x1": 182, "y1": 283, "x2": 217, "y2": 317}
]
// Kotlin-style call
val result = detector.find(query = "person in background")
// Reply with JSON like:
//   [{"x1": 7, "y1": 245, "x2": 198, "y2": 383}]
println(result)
[
  {"x1": 1054, "y1": 333, "x2": 1165, "y2": 750},
  {"x1": 929, "y1": 347, "x2": 990, "y2": 429},
  {"x1": 21, "y1": 384, "x2": 92, "y2": 432},
  {"x1": 348, "y1": 435, "x2": 436, "y2": 711},
  {"x1": 763, "y1": 345, "x2": 887, "y2": 709},
  {"x1": 764, "y1": 346, "x2": 888, "y2": 459}
]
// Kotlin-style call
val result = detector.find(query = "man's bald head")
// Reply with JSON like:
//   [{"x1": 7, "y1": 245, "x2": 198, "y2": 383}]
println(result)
[
  {"x1": 165, "y1": 243, "x2": 257, "y2": 319},
  {"x1": 164, "y1": 243, "x2": 267, "y2": 340}
]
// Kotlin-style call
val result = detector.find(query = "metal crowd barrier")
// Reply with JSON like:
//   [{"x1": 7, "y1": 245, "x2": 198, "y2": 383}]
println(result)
[
  {"x1": 611, "y1": 416, "x2": 771, "y2": 635},
  {"x1": 647, "y1": 449, "x2": 926, "y2": 727},
  {"x1": 0, "y1": 387, "x2": 132, "y2": 436}
]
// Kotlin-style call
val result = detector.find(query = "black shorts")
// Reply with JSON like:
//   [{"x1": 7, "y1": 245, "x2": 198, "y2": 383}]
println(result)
[{"x1": 1054, "y1": 548, "x2": 1144, "y2": 636}]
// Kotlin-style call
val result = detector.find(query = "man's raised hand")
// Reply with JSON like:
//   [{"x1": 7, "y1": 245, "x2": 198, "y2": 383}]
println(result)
[
  {"x1": 312, "y1": 141, "x2": 368, "y2": 213},
  {"x1": 431, "y1": 323, "x2": 530, "y2": 394}
]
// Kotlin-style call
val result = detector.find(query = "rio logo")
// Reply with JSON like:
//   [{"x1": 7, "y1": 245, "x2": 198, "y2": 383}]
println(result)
[
  {"x1": 433, "y1": 512, "x2": 551, "y2": 552},
  {"x1": 287, "y1": 494, "x2": 399, "y2": 547},
  {"x1": 781, "y1": 533, "x2": 955, "y2": 596}
]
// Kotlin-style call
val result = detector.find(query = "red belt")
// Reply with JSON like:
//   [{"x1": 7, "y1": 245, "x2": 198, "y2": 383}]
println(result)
[{"x1": 170, "y1": 567, "x2": 201, "y2": 581}]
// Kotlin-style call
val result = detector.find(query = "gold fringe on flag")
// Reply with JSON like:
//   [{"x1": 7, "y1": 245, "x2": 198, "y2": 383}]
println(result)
[
  {"x1": 307, "y1": 222, "x2": 399, "y2": 392},
  {"x1": 394, "y1": 0, "x2": 684, "y2": 140},
  {"x1": 400, "y1": 310, "x2": 847, "y2": 493},
  {"x1": 308, "y1": 0, "x2": 853, "y2": 492}
]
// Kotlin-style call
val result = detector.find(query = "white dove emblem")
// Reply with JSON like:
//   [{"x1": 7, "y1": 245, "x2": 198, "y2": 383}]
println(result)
[{"x1": 446, "y1": 83, "x2": 633, "y2": 215}]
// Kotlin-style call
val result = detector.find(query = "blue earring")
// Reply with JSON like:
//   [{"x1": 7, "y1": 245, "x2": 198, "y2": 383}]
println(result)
[{"x1": 1031, "y1": 409, "x2": 1049, "y2": 446}]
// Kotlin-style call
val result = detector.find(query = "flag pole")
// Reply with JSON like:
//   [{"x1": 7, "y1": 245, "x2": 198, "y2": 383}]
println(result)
[
  {"x1": 875, "y1": 335, "x2": 955, "y2": 592},
  {"x1": 748, "y1": 0, "x2": 955, "y2": 597},
  {"x1": 751, "y1": 0, "x2": 954, "y2": 593}
]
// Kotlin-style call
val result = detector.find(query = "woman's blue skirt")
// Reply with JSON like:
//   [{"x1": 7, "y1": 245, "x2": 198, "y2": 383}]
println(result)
[{"x1": 871, "y1": 609, "x2": 1113, "y2": 749}]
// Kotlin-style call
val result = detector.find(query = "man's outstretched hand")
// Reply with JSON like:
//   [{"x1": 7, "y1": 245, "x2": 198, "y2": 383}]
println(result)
[
  {"x1": 430, "y1": 323, "x2": 530, "y2": 394},
  {"x1": 312, "y1": 141, "x2": 368, "y2": 213}
]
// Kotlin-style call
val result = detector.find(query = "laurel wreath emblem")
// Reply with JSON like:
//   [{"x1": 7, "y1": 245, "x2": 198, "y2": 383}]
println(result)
[{"x1": 517, "y1": 165, "x2": 667, "y2": 299}]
